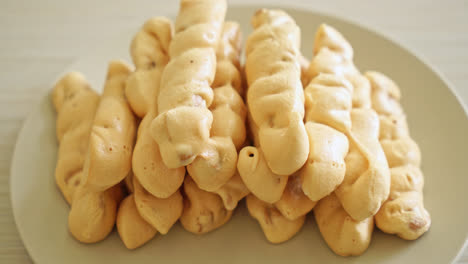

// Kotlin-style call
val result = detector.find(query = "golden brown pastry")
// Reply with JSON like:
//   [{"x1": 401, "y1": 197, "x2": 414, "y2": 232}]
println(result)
[
  {"x1": 335, "y1": 108, "x2": 391, "y2": 221},
  {"x1": 130, "y1": 17, "x2": 185, "y2": 199},
  {"x1": 117, "y1": 194, "x2": 158, "y2": 249},
  {"x1": 125, "y1": 17, "x2": 173, "y2": 118},
  {"x1": 68, "y1": 184, "x2": 124, "y2": 243},
  {"x1": 308, "y1": 26, "x2": 380, "y2": 255},
  {"x1": 52, "y1": 72, "x2": 99, "y2": 204},
  {"x1": 83, "y1": 61, "x2": 136, "y2": 191},
  {"x1": 243, "y1": 8, "x2": 309, "y2": 175},
  {"x1": 133, "y1": 176, "x2": 183, "y2": 235},
  {"x1": 367, "y1": 71, "x2": 431, "y2": 240},
  {"x1": 314, "y1": 193, "x2": 374, "y2": 256},
  {"x1": 307, "y1": 24, "x2": 390, "y2": 221},
  {"x1": 150, "y1": 0, "x2": 227, "y2": 168},
  {"x1": 180, "y1": 177, "x2": 233, "y2": 234},
  {"x1": 187, "y1": 21, "x2": 246, "y2": 192},
  {"x1": 246, "y1": 194, "x2": 305, "y2": 244}
]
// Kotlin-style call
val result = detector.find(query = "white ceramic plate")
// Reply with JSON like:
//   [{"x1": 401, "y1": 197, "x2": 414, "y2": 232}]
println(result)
[{"x1": 10, "y1": 5, "x2": 468, "y2": 264}]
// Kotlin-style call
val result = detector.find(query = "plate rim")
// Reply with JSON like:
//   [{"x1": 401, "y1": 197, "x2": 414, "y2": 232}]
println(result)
[{"x1": 9, "y1": 3, "x2": 468, "y2": 264}]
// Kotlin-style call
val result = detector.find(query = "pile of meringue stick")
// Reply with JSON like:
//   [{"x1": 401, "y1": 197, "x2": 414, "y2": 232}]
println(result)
[{"x1": 52, "y1": 0, "x2": 431, "y2": 256}]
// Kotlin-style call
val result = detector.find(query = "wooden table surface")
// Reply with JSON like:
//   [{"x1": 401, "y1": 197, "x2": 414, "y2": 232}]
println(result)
[{"x1": 1, "y1": 0, "x2": 467, "y2": 263}]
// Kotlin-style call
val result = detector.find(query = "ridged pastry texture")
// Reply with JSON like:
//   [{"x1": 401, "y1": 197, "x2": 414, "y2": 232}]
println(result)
[
  {"x1": 367, "y1": 71, "x2": 431, "y2": 240},
  {"x1": 181, "y1": 22, "x2": 249, "y2": 234},
  {"x1": 299, "y1": 73, "x2": 351, "y2": 202},
  {"x1": 187, "y1": 21, "x2": 247, "y2": 192},
  {"x1": 242, "y1": 8, "x2": 309, "y2": 176},
  {"x1": 307, "y1": 24, "x2": 391, "y2": 221},
  {"x1": 310, "y1": 24, "x2": 387, "y2": 256},
  {"x1": 334, "y1": 108, "x2": 391, "y2": 221},
  {"x1": 150, "y1": 0, "x2": 227, "y2": 169},
  {"x1": 130, "y1": 17, "x2": 185, "y2": 199},
  {"x1": 53, "y1": 71, "x2": 125, "y2": 244}
]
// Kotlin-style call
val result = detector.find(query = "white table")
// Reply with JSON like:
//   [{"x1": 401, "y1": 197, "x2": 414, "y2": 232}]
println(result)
[{"x1": 1, "y1": 0, "x2": 467, "y2": 263}]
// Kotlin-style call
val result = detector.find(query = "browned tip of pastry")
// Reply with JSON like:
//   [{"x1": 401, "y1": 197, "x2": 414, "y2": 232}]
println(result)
[
  {"x1": 106, "y1": 60, "x2": 132, "y2": 80},
  {"x1": 251, "y1": 8, "x2": 268, "y2": 27},
  {"x1": 52, "y1": 71, "x2": 90, "y2": 112},
  {"x1": 409, "y1": 217, "x2": 427, "y2": 231}
]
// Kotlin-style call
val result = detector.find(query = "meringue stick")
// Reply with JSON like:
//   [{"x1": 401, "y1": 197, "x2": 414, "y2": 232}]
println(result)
[
  {"x1": 188, "y1": 21, "x2": 246, "y2": 192},
  {"x1": 52, "y1": 72, "x2": 99, "y2": 204},
  {"x1": 151, "y1": 0, "x2": 227, "y2": 168},
  {"x1": 180, "y1": 177, "x2": 233, "y2": 234},
  {"x1": 307, "y1": 24, "x2": 390, "y2": 220},
  {"x1": 309, "y1": 25, "x2": 386, "y2": 256},
  {"x1": 83, "y1": 61, "x2": 136, "y2": 191},
  {"x1": 130, "y1": 18, "x2": 185, "y2": 198},
  {"x1": 243, "y1": 8, "x2": 309, "y2": 175},
  {"x1": 299, "y1": 74, "x2": 351, "y2": 202},
  {"x1": 125, "y1": 17, "x2": 172, "y2": 118},
  {"x1": 246, "y1": 194, "x2": 305, "y2": 244},
  {"x1": 367, "y1": 72, "x2": 431, "y2": 240},
  {"x1": 117, "y1": 194, "x2": 157, "y2": 249},
  {"x1": 314, "y1": 193, "x2": 374, "y2": 257}
]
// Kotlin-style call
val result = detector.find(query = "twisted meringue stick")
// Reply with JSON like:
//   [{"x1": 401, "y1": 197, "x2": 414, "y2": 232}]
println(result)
[
  {"x1": 130, "y1": 18, "x2": 185, "y2": 199},
  {"x1": 117, "y1": 18, "x2": 178, "y2": 249},
  {"x1": 52, "y1": 72, "x2": 99, "y2": 204},
  {"x1": 83, "y1": 61, "x2": 136, "y2": 191},
  {"x1": 311, "y1": 25, "x2": 389, "y2": 256},
  {"x1": 180, "y1": 22, "x2": 249, "y2": 234},
  {"x1": 367, "y1": 72, "x2": 431, "y2": 240},
  {"x1": 67, "y1": 62, "x2": 134, "y2": 243},
  {"x1": 187, "y1": 21, "x2": 246, "y2": 192},
  {"x1": 189, "y1": 20, "x2": 249, "y2": 200},
  {"x1": 241, "y1": 8, "x2": 309, "y2": 176},
  {"x1": 240, "y1": 9, "x2": 309, "y2": 244},
  {"x1": 305, "y1": 24, "x2": 390, "y2": 221},
  {"x1": 299, "y1": 74, "x2": 351, "y2": 202},
  {"x1": 150, "y1": 0, "x2": 227, "y2": 168}
]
